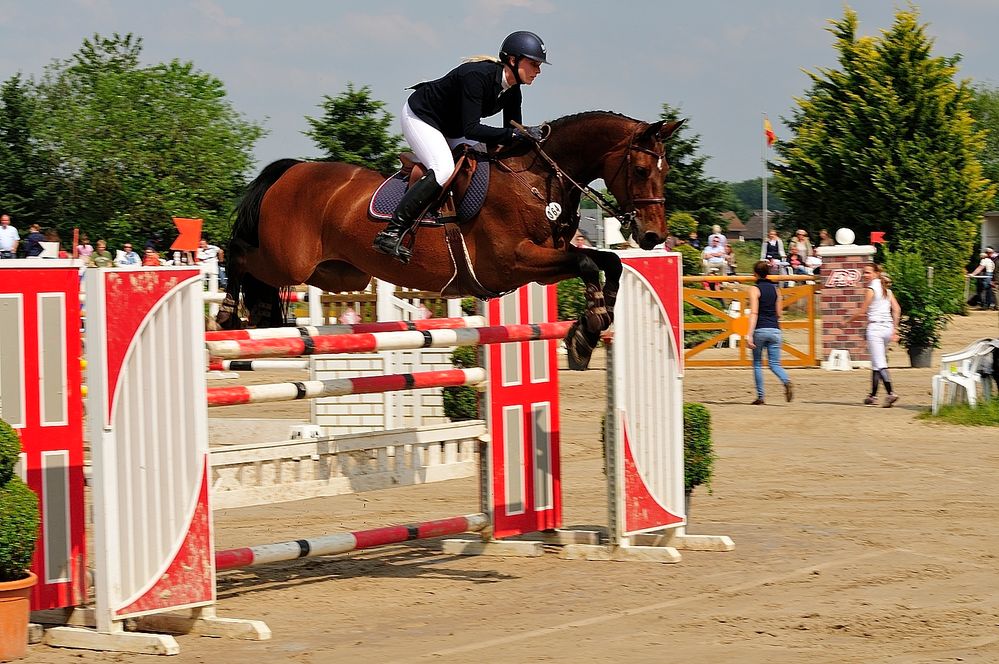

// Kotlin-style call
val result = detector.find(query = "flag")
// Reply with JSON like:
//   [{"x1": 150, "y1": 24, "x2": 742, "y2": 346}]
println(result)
[
  {"x1": 870, "y1": 231, "x2": 886, "y2": 245},
  {"x1": 764, "y1": 117, "x2": 776, "y2": 147},
  {"x1": 171, "y1": 217, "x2": 203, "y2": 251}
]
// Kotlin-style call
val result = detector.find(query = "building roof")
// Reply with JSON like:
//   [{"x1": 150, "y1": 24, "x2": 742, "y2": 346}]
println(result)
[{"x1": 743, "y1": 210, "x2": 782, "y2": 241}]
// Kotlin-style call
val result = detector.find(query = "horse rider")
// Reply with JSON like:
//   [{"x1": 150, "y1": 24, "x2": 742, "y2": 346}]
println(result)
[{"x1": 373, "y1": 30, "x2": 550, "y2": 262}]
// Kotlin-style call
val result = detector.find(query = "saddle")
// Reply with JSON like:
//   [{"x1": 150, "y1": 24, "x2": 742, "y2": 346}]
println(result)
[{"x1": 368, "y1": 145, "x2": 490, "y2": 225}]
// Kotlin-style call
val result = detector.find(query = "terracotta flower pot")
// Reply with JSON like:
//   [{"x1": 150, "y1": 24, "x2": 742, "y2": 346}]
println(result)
[{"x1": 0, "y1": 571, "x2": 37, "y2": 662}]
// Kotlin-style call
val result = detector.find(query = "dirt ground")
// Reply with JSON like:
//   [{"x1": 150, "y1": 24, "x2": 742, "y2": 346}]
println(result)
[{"x1": 24, "y1": 310, "x2": 999, "y2": 663}]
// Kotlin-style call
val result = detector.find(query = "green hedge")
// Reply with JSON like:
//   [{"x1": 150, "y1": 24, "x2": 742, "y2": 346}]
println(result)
[
  {"x1": 683, "y1": 402, "x2": 715, "y2": 492},
  {"x1": 0, "y1": 420, "x2": 40, "y2": 581},
  {"x1": 442, "y1": 345, "x2": 481, "y2": 421}
]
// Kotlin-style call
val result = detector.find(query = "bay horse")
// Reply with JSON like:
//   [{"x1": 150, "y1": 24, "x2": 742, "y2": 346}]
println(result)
[{"x1": 218, "y1": 111, "x2": 684, "y2": 370}]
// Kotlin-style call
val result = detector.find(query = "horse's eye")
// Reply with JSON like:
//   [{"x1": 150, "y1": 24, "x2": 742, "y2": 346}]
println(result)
[{"x1": 635, "y1": 166, "x2": 650, "y2": 178}]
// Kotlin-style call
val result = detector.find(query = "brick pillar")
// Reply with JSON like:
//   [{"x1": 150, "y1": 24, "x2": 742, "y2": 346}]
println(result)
[{"x1": 816, "y1": 242, "x2": 876, "y2": 364}]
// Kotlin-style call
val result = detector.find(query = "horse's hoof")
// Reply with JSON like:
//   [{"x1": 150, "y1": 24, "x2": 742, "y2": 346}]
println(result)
[
  {"x1": 584, "y1": 309, "x2": 611, "y2": 334},
  {"x1": 565, "y1": 321, "x2": 599, "y2": 371}
]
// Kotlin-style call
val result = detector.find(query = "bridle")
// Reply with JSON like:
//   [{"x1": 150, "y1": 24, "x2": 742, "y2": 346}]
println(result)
[{"x1": 504, "y1": 122, "x2": 668, "y2": 241}]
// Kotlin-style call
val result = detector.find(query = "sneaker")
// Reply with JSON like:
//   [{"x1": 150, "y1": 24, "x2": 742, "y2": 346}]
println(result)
[
  {"x1": 883, "y1": 394, "x2": 899, "y2": 408},
  {"x1": 863, "y1": 395, "x2": 877, "y2": 405},
  {"x1": 751, "y1": 398, "x2": 765, "y2": 405},
  {"x1": 784, "y1": 382, "x2": 794, "y2": 402}
]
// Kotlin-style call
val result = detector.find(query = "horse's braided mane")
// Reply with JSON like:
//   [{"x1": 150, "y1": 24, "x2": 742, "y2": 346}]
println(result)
[{"x1": 548, "y1": 110, "x2": 640, "y2": 130}]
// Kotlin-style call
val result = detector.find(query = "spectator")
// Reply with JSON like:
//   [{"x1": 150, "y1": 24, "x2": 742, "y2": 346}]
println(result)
[
  {"x1": 701, "y1": 236, "x2": 727, "y2": 271},
  {"x1": 805, "y1": 248, "x2": 823, "y2": 276},
  {"x1": 197, "y1": 238, "x2": 221, "y2": 263},
  {"x1": 818, "y1": 228, "x2": 835, "y2": 246},
  {"x1": 77, "y1": 234, "x2": 94, "y2": 260},
  {"x1": 88, "y1": 240, "x2": 114, "y2": 268},
  {"x1": 24, "y1": 223, "x2": 44, "y2": 257},
  {"x1": 707, "y1": 224, "x2": 727, "y2": 248},
  {"x1": 142, "y1": 247, "x2": 162, "y2": 266},
  {"x1": 968, "y1": 251, "x2": 996, "y2": 310},
  {"x1": 761, "y1": 229, "x2": 785, "y2": 260},
  {"x1": 0, "y1": 214, "x2": 18, "y2": 259},
  {"x1": 724, "y1": 243, "x2": 737, "y2": 275},
  {"x1": 745, "y1": 260, "x2": 793, "y2": 405},
  {"x1": 790, "y1": 229, "x2": 813, "y2": 274},
  {"x1": 114, "y1": 242, "x2": 141, "y2": 266},
  {"x1": 687, "y1": 231, "x2": 700, "y2": 249},
  {"x1": 43, "y1": 228, "x2": 68, "y2": 258}
]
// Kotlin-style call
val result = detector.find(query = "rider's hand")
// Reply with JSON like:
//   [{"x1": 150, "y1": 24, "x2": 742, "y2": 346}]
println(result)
[{"x1": 512, "y1": 124, "x2": 545, "y2": 142}]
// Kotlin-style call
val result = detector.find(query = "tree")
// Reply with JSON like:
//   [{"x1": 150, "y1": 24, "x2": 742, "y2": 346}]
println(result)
[
  {"x1": 0, "y1": 74, "x2": 38, "y2": 222},
  {"x1": 304, "y1": 83, "x2": 404, "y2": 175},
  {"x1": 968, "y1": 84, "x2": 999, "y2": 211},
  {"x1": 28, "y1": 33, "x2": 265, "y2": 245},
  {"x1": 658, "y1": 104, "x2": 729, "y2": 235},
  {"x1": 773, "y1": 8, "x2": 995, "y2": 308},
  {"x1": 726, "y1": 177, "x2": 786, "y2": 214}
]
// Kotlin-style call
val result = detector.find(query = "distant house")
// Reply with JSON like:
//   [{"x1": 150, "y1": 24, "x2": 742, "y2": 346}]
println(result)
[
  {"x1": 719, "y1": 211, "x2": 746, "y2": 241},
  {"x1": 742, "y1": 210, "x2": 782, "y2": 242}
]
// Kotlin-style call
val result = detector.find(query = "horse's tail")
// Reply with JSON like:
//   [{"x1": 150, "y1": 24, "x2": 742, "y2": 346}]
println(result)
[
  {"x1": 218, "y1": 159, "x2": 301, "y2": 329},
  {"x1": 231, "y1": 158, "x2": 302, "y2": 247}
]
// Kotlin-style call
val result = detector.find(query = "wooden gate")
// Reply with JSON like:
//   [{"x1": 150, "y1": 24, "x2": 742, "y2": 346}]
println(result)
[{"x1": 682, "y1": 275, "x2": 818, "y2": 368}]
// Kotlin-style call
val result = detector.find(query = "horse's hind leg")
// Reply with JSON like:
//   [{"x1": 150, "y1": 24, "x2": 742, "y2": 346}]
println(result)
[{"x1": 216, "y1": 238, "x2": 249, "y2": 329}]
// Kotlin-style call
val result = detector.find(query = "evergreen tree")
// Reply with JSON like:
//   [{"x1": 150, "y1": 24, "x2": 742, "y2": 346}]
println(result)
[
  {"x1": 968, "y1": 84, "x2": 999, "y2": 211},
  {"x1": 304, "y1": 83, "x2": 404, "y2": 175},
  {"x1": 726, "y1": 177, "x2": 786, "y2": 214},
  {"x1": 658, "y1": 104, "x2": 728, "y2": 235},
  {"x1": 0, "y1": 74, "x2": 37, "y2": 222},
  {"x1": 773, "y1": 8, "x2": 994, "y2": 307}
]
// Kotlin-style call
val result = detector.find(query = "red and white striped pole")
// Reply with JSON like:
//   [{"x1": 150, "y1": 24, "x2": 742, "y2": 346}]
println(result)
[
  {"x1": 206, "y1": 367, "x2": 486, "y2": 407},
  {"x1": 206, "y1": 321, "x2": 573, "y2": 360},
  {"x1": 207, "y1": 358, "x2": 310, "y2": 372},
  {"x1": 205, "y1": 316, "x2": 486, "y2": 342},
  {"x1": 215, "y1": 513, "x2": 489, "y2": 571}
]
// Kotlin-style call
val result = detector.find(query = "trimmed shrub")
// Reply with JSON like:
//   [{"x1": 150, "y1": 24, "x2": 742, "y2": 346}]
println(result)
[
  {"x1": 0, "y1": 420, "x2": 40, "y2": 581},
  {"x1": 683, "y1": 402, "x2": 715, "y2": 492},
  {"x1": 675, "y1": 243, "x2": 702, "y2": 276},
  {"x1": 442, "y1": 345, "x2": 481, "y2": 421}
]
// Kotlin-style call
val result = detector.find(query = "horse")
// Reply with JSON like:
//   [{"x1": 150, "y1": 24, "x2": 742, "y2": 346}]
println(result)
[{"x1": 218, "y1": 111, "x2": 685, "y2": 370}]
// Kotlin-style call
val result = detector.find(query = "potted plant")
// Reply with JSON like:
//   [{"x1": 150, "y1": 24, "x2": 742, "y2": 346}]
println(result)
[
  {"x1": 883, "y1": 249, "x2": 951, "y2": 368},
  {"x1": 0, "y1": 419, "x2": 40, "y2": 662},
  {"x1": 682, "y1": 402, "x2": 715, "y2": 515}
]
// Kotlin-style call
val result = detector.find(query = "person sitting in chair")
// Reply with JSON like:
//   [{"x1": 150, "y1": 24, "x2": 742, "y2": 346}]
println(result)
[{"x1": 373, "y1": 31, "x2": 550, "y2": 263}]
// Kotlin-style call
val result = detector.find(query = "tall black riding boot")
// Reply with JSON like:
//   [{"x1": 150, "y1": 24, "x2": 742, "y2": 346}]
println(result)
[{"x1": 373, "y1": 170, "x2": 442, "y2": 263}]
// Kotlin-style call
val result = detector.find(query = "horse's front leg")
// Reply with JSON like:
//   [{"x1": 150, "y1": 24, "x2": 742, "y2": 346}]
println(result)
[
  {"x1": 583, "y1": 249, "x2": 624, "y2": 328},
  {"x1": 510, "y1": 243, "x2": 613, "y2": 370}
]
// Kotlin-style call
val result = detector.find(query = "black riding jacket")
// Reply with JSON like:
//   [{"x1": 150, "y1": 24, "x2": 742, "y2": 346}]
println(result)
[{"x1": 406, "y1": 60, "x2": 522, "y2": 144}]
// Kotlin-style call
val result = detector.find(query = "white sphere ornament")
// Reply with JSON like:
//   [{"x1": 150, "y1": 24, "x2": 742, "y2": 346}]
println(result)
[{"x1": 835, "y1": 228, "x2": 856, "y2": 245}]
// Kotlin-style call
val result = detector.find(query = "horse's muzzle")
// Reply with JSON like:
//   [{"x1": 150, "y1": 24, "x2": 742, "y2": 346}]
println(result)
[{"x1": 639, "y1": 232, "x2": 662, "y2": 250}]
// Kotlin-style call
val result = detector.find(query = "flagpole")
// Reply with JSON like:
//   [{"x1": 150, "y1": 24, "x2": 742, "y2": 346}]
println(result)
[{"x1": 761, "y1": 113, "x2": 769, "y2": 258}]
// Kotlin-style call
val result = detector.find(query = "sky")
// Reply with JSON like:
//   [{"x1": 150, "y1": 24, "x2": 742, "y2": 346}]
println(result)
[{"x1": 1, "y1": 0, "x2": 997, "y2": 183}]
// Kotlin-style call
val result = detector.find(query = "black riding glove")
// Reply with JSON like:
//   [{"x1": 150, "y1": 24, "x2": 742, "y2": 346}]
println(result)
[{"x1": 511, "y1": 124, "x2": 546, "y2": 142}]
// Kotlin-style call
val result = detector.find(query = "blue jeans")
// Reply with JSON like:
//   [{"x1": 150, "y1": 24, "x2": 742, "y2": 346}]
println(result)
[{"x1": 752, "y1": 328, "x2": 790, "y2": 398}]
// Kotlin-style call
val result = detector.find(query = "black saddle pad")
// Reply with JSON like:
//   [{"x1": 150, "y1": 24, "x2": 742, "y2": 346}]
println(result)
[{"x1": 368, "y1": 159, "x2": 490, "y2": 225}]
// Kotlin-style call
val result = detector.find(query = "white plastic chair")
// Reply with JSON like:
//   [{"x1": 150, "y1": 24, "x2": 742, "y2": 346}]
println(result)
[{"x1": 930, "y1": 338, "x2": 996, "y2": 414}]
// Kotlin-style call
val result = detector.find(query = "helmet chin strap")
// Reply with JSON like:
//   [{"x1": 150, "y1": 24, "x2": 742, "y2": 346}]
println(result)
[{"x1": 505, "y1": 56, "x2": 525, "y2": 85}]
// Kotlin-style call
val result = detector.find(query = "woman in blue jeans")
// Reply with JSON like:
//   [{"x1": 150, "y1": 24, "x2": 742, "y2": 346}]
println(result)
[{"x1": 745, "y1": 260, "x2": 794, "y2": 405}]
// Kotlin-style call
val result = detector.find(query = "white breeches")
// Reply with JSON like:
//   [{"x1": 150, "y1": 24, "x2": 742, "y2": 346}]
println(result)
[
  {"x1": 400, "y1": 102, "x2": 476, "y2": 186},
  {"x1": 866, "y1": 322, "x2": 894, "y2": 370}
]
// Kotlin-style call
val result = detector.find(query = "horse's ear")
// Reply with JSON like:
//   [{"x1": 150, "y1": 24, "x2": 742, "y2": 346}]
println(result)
[{"x1": 655, "y1": 118, "x2": 686, "y2": 141}]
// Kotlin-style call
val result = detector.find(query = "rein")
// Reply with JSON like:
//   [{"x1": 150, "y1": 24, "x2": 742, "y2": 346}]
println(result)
[{"x1": 505, "y1": 121, "x2": 666, "y2": 241}]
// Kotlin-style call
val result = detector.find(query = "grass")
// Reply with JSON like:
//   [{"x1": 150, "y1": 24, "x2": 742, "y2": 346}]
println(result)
[{"x1": 917, "y1": 397, "x2": 999, "y2": 426}]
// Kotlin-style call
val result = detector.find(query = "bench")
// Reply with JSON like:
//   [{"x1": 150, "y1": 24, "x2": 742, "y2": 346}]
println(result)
[{"x1": 930, "y1": 337, "x2": 999, "y2": 414}]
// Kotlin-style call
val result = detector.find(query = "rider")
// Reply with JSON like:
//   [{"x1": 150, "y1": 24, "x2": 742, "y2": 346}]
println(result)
[{"x1": 372, "y1": 30, "x2": 550, "y2": 262}]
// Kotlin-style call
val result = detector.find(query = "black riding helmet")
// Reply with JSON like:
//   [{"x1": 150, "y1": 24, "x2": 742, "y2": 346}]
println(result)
[{"x1": 499, "y1": 31, "x2": 550, "y2": 65}]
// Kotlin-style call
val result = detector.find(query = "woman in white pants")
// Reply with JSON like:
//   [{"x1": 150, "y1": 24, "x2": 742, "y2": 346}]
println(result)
[
  {"x1": 372, "y1": 31, "x2": 549, "y2": 262},
  {"x1": 851, "y1": 264, "x2": 902, "y2": 406}
]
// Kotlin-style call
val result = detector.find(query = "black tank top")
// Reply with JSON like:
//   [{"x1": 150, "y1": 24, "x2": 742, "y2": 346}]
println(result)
[{"x1": 756, "y1": 279, "x2": 779, "y2": 329}]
